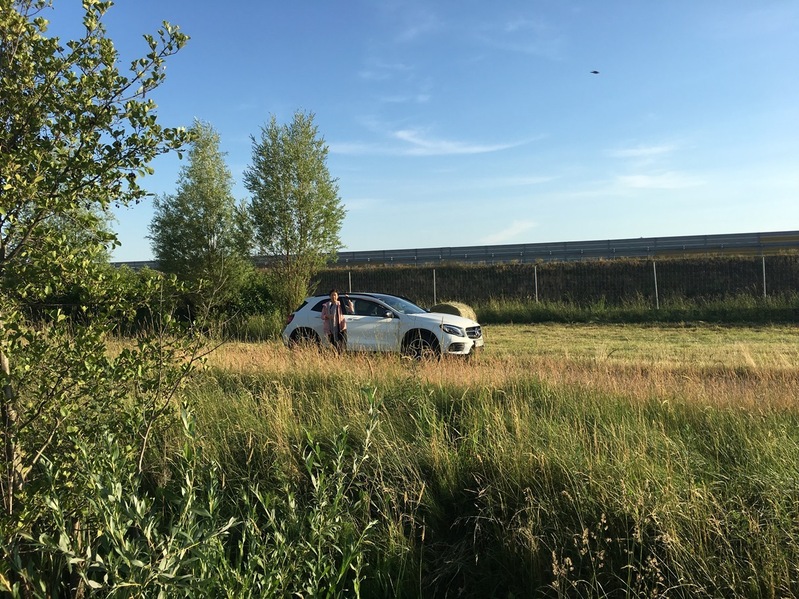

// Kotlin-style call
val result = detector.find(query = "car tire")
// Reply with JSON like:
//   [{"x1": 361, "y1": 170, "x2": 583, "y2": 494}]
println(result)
[
  {"x1": 289, "y1": 328, "x2": 320, "y2": 349},
  {"x1": 403, "y1": 330, "x2": 440, "y2": 361}
]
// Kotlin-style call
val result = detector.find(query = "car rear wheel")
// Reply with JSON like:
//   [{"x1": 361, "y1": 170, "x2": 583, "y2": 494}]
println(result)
[
  {"x1": 403, "y1": 330, "x2": 440, "y2": 360},
  {"x1": 289, "y1": 328, "x2": 320, "y2": 349}
]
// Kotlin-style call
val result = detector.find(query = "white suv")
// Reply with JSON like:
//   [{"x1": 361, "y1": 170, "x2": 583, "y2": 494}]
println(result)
[{"x1": 282, "y1": 293, "x2": 484, "y2": 358}]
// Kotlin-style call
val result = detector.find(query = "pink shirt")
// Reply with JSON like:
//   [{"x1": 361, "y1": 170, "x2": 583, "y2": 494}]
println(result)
[{"x1": 321, "y1": 300, "x2": 349, "y2": 335}]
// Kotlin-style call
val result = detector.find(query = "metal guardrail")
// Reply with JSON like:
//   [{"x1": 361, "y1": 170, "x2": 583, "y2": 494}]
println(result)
[
  {"x1": 114, "y1": 230, "x2": 799, "y2": 270},
  {"x1": 332, "y1": 231, "x2": 799, "y2": 266}
]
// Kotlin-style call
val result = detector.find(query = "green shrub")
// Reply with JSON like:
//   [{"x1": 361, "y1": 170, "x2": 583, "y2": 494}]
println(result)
[
  {"x1": 223, "y1": 310, "x2": 286, "y2": 341},
  {"x1": 474, "y1": 292, "x2": 799, "y2": 325},
  {"x1": 3, "y1": 401, "x2": 379, "y2": 598}
]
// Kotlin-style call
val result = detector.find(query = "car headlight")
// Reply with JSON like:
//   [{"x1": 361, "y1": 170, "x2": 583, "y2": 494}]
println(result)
[{"x1": 440, "y1": 323, "x2": 466, "y2": 337}]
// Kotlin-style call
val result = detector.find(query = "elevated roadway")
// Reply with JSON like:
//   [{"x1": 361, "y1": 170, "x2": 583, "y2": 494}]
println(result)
[{"x1": 114, "y1": 230, "x2": 799, "y2": 270}]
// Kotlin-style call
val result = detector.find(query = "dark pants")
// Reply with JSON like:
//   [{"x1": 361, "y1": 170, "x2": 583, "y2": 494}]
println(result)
[{"x1": 328, "y1": 329, "x2": 347, "y2": 352}]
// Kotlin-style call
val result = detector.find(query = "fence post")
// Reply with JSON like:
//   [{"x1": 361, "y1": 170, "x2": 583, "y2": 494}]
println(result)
[
  {"x1": 653, "y1": 260, "x2": 660, "y2": 309},
  {"x1": 348, "y1": 270, "x2": 352, "y2": 293},
  {"x1": 762, "y1": 255, "x2": 767, "y2": 298},
  {"x1": 433, "y1": 269, "x2": 437, "y2": 305},
  {"x1": 534, "y1": 265, "x2": 539, "y2": 303}
]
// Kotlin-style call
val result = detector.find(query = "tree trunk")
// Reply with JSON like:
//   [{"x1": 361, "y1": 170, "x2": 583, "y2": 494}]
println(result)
[
  {"x1": 1, "y1": 350, "x2": 19, "y2": 516},
  {"x1": 1, "y1": 349, "x2": 30, "y2": 598}
]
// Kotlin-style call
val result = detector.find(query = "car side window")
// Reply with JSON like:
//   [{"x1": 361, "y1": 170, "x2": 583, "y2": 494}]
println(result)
[
  {"x1": 340, "y1": 296, "x2": 354, "y2": 314},
  {"x1": 352, "y1": 299, "x2": 384, "y2": 317},
  {"x1": 311, "y1": 299, "x2": 327, "y2": 312}
]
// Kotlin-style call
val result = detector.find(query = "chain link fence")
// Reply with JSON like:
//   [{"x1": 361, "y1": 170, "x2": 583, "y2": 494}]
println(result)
[{"x1": 315, "y1": 254, "x2": 799, "y2": 307}]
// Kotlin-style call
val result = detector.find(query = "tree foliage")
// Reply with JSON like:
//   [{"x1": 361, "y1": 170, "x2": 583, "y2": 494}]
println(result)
[
  {"x1": 149, "y1": 119, "x2": 252, "y2": 309},
  {"x1": 244, "y1": 110, "x2": 345, "y2": 315},
  {"x1": 0, "y1": 2, "x2": 208, "y2": 595},
  {"x1": 0, "y1": 0, "x2": 188, "y2": 287}
]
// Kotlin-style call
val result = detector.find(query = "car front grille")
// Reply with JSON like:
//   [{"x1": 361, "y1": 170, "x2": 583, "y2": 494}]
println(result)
[{"x1": 466, "y1": 326, "x2": 482, "y2": 339}]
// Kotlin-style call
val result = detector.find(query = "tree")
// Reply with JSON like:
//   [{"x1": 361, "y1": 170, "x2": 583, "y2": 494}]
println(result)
[
  {"x1": 0, "y1": 0, "x2": 188, "y2": 284},
  {"x1": 149, "y1": 119, "x2": 252, "y2": 310},
  {"x1": 244, "y1": 110, "x2": 345, "y2": 316},
  {"x1": 0, "y1": 1, "x2": 203, "y2": 595}
]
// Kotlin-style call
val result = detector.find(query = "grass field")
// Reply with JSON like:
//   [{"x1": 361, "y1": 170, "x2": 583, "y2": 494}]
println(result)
[
  {"x1": 181, "y1": 323, "x2": 799, "y2": 596},
  {"x1": 206, "y1": 323, "x2": 799, "y2": 408}
]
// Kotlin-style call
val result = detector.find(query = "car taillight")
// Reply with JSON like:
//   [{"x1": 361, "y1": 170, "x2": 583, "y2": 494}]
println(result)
[{"x1": 285, "y1": 314, "x2": 295, "y2": 325}]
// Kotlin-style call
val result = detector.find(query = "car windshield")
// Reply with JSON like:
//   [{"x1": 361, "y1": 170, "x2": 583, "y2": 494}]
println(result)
[{"x1": 371, "y1": 294, "x2": 427, "y2": 315}]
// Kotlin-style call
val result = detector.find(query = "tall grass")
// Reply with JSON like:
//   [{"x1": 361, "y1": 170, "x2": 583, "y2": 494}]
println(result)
[
  {"x1": 17, "y1": 329, "x2": 796, "y2": 597},
  {"x1": 182, "y1": 343, "x2": 799, "y2": 597},
  {"x1": 218, "y1": 310, "x2": 286, "y2": 341},
  {"x1": 475, "y1": 292, "x2": 799, "y2": 325}
]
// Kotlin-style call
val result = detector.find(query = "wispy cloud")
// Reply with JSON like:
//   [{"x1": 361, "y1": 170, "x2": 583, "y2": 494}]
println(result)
[
  {"x1": 378, "y1": 93, "x2": 431, "y2": 104},
  {"x1": 605, "y1": 140, "x2": 703, "y2": 190},
  {"x1": 328, "y1": 141, "x2": 382, "y2": 156},
  {"x1": 329, "y1": 130, "x2": 528, "y2": 157},
  {"x1": 396, "y1": 11, "x2": 440, "y2": 42},
  {"x1": 393, "y1": 128, "x2": 525, "y2": 156},
  {"x1": 485, "y1": 175, "x2": 554, "y2": 187},
  {"x1": 480, "y1": 220, "x2": 537, "y2": 244},
  {"x1": 616, "y1": 172, "x2": 704, "y2": 190},
  {"x1": 372, "y1": 2, "x2": 441, "y2": 43},
  {"x1": 358, "y1": 60, "x2": 414, "y2": 82},
  {"x1": 357, "y1": 58, "x2": 431, "y2": 105},
  {"x1": 606, "y1": 144, "x2": 676, "y2": 159},
  {"x1": 434, "y1": 173, "x2": 553, "y2": 190},
  {"x1": 475, "y1": 17, "x2": 566, "y2": 60}
]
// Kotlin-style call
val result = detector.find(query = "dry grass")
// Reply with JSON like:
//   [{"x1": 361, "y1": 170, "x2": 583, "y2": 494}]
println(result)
[
  {"x1": 204, "y1": 323, "x2": 799, "y2": 410},
  {"x1": 429, "y1": 301, "x2": 478, "y2": 321},
  {"x1": 192, "y1": 322, "x2": 799, "y2": 596}
]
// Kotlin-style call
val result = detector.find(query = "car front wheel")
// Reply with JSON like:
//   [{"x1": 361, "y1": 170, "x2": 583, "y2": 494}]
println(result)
[{"x1": 403, "y1": 330, "x2": 440, "y2": 360}]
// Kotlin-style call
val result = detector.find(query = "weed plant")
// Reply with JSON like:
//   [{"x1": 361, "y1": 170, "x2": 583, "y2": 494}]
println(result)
[{"x1": 7, "y1": 398, "x2": 378, "y2": 598}]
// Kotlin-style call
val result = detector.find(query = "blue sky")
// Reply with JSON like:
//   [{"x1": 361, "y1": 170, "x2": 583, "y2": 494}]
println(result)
[{"x1": 46, "y1": 1, "x2": 799, "y2": 261}]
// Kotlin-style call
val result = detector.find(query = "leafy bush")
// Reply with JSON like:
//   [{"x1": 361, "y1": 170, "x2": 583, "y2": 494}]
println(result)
[{"x1": 3, "y1": 402, "x2": 378, "y2": 597}]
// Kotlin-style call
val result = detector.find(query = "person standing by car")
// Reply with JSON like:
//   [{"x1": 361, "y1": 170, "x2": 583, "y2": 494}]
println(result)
[{"x1": 321, "y1": 289, "x2": 353, "y2": 352}]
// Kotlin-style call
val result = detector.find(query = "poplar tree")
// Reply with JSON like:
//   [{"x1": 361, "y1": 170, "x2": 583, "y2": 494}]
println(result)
[
  {"x1": 150, "y1": 120, "x2": 252, "y2": 308},
  {"x1": 244, "y1": 110, "x2": 345, "y2": 316}
]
